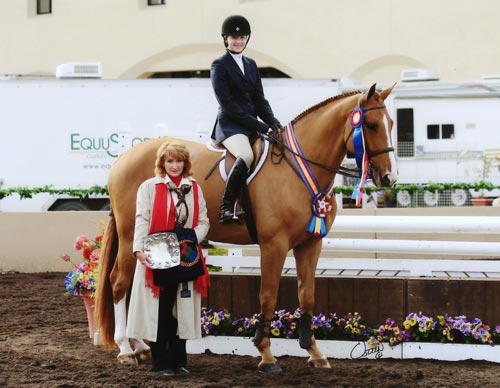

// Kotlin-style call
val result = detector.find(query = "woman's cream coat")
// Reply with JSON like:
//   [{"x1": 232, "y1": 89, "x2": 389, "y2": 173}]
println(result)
[{"x1": 126, "y1": 175, "x2": 210, "y2": 342}]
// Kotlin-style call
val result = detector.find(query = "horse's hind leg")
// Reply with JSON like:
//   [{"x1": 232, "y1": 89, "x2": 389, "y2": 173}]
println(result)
[
  {"x1": 114, "y1": 297, "x2": 151, "y2": 364},
  {"x1": 131, "y1": 338, "x2": 151, "y2": 363},
  {"x1": 113, "y1": 297, "x2": 136, "y2": 364},
  {"x1": 293, "y1": 239, "x2": 331, "y2": 368}
]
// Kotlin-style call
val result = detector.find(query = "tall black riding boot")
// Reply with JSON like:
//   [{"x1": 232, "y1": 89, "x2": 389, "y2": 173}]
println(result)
[{"x1": 219, "y1": 157, "x2": 248, "y2": 224}]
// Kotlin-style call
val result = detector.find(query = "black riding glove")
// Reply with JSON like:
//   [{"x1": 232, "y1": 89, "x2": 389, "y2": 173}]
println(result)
[
  {"x1": 270, "y1": 121, "x2": 283, "y2": 131},
  {"x1": 256, "y1": 121, "x2": 270, "y2": 134}
]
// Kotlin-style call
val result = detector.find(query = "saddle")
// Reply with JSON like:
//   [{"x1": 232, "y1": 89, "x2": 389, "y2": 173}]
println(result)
[
  {"x1": 206, "y1": 135, "x2": 268, "y2": 182},
  {"x1": 205, "y1": 135, "x2": 270, "y2": 243}
]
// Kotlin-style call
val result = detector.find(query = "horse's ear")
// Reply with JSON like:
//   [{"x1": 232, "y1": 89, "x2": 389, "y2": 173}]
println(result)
[
  {"x1": 364, "y1": 83, "x2": 377, "y2": 103},
  {"x1": 380, "y1": 82, "x2": 397, "y2": 101}
]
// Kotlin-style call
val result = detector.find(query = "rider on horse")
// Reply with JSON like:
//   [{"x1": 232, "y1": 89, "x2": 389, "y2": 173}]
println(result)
[{"x1": 210, "y1": 15, "x2": 282, "y2": 224}]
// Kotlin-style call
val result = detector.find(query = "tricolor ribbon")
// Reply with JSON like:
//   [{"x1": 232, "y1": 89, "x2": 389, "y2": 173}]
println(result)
[
  {"x1": 350, "y1": 107, "x2": 368, "y2": 207},
  {"x1": 284, "y1": 122, "x2": 335, "y2": 237}
]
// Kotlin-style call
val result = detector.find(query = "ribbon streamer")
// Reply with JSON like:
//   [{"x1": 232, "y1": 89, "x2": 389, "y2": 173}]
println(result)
[
  {"x1": 284, "y1": 123, "x2": 335, "y2": 237},
  {"x1": 350, "y1": 108, "x2": 368, "y2": 207}
]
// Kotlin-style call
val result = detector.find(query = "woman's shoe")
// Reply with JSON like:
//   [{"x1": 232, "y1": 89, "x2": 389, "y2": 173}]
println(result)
[
  {"x1": 176, "y1": 366, "x2": 190, "y2": 375},
  {"x1": 161, "y1": 369, "x2": 176, "y2": 377}
]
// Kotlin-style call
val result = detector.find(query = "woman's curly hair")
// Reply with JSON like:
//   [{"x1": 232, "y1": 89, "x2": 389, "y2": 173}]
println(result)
[{"x1": 154, "y1": 141, "x2": 193, "y2": 177}]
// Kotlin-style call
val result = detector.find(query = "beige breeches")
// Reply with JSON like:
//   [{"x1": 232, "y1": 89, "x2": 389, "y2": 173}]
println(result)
[{"x1": 222, "y1": 134, "x2": 253, "y2": 169}]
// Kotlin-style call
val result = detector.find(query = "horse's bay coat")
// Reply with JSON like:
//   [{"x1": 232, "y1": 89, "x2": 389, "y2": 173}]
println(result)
[{"x1": 126, "y1": 175, "x2": 210, "y2": 342}]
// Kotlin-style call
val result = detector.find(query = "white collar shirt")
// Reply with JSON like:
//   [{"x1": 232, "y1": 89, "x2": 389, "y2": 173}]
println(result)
[{"x1": 229, "y1": 52, "x2": 245, "y2": 75}]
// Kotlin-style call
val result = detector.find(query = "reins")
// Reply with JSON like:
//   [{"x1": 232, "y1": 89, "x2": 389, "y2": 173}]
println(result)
[
  {"x1": 262, "y1": 102, "x2": 394, "y2": 178},
  {"x1": 263, "y1": 98, "x2": 395, "y2": 235},
  {"x1": 262, "y1": 130, "x2": 360, "y2": 178}
]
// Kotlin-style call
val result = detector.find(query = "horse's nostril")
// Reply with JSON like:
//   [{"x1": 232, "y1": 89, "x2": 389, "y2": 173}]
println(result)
[{"x1": 382, "y1": 174, "x2": 392, "y2": 187}]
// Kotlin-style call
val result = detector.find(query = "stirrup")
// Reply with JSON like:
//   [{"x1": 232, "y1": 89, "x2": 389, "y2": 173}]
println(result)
[
  {"x1": 234, "y1": 202, "x2": 245, "y2": 223},
  {"x1": 219, "y1": 203, "x2": 245, "y2": 224}
]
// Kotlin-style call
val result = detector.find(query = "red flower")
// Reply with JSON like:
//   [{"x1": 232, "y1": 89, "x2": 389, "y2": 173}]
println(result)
[
  {"x1": 74, "y1": 234, "x2": 89, "y2": 250},
  {"x1": 82, "y1": 247, "x2": 92, "y2": 259}
]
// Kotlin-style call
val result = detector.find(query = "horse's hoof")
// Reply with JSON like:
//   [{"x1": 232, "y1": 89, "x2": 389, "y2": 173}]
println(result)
[
  {"x1": 134, "y1": 349, "x2": 152, "y2": 364},
  {"x1": 117, "y1": 353, "x2": 137, "y2": 364},
  {"x1": 258, "y1": 362, "x2": 282, "y2": 373},
  {"x1": 307, "y1": 357, "x2": 331, "y2": 369}
]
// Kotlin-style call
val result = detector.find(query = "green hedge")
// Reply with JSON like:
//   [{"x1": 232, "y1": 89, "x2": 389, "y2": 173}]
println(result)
[{"x1": 1, "y1": 181, "x2": 499, "y2": 200}]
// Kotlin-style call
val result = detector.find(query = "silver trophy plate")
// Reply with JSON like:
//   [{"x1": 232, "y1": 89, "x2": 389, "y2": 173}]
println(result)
[{"x1": 143, "y1": 232, "x2": 180, "y2": 269}]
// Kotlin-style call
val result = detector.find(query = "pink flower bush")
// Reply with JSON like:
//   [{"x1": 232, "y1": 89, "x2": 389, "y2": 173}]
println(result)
[{"x1": 61, "y1": 223, "x2": 104, "y2": 297}]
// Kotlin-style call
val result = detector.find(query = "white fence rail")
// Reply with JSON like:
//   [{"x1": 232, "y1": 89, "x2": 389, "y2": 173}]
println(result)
[
  {"x1": 332, "y1": 215, "x2": 500, "y2": 233},
  {"x1": 204, "y1": 216, "x2": 500, "y2": 279}
]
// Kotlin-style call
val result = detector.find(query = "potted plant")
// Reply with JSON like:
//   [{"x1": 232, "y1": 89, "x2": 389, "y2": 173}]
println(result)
[
  {"x1": 470, "y1": 181, "x2": 494, "y2": 206},
  {"x1": 60, "y1": 225, "x2": 103, "y2": 338},
  {"x1": 382, "y1": 189, "x2": 397, "y2": 207}
]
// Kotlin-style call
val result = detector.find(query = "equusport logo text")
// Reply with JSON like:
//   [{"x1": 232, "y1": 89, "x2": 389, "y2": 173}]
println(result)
[{"x1": 70, "y1": 133, "x2": 151, "y2": 157}]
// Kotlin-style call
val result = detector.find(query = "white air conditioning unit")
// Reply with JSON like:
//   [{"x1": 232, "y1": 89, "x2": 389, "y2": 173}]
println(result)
[
  {"x1": 400, "y1": 68, "x2": 440, "y2": 82},
  {"x1": 56, "y1": 62, "x2": 102, "y2": 79}
]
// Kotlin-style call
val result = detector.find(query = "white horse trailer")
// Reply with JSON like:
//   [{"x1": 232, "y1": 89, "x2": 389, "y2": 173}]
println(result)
[
  {"x1": 0, "y1": 75, "x2": 342, "y2": 211},
  {"x1": 2, "y1": 69, "x2": 500, "y2": 211}
]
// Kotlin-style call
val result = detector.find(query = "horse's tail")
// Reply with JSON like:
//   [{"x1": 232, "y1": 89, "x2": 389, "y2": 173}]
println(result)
[{"x1": 95, "y1": 211, "x2": 118, "y2": 349}]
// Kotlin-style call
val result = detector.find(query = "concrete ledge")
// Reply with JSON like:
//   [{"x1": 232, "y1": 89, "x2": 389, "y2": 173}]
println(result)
[
  {"x1": 0, "y1": 211, "x2": 108, "y2": 273},
  {"x1": 187, "y1": 336, "x2": 500, "y2": 363}
]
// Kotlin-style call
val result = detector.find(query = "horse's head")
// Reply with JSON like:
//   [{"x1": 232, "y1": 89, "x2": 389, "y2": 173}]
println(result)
[{"x1": 344, "y1": 83, "x2": 398, "y2": 187}]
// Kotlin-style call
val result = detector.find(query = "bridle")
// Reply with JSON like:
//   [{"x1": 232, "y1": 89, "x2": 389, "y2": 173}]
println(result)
[
  {"x1": 265, "y1": 103, "x2": 394, "y2": 179},
  {"x1": 259, "y1": 100, "x2": 396, "y2": 236},
  {"x1": 345, "y1": 104, "x2": 395, "y2": 158}
]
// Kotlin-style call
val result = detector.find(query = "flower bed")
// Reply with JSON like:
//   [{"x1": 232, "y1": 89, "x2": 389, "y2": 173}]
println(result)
[
  {"x1": 193, "y1": 308, "x2": 500, "y2": 362},
  {"x1": 201, "y1": 308, "x2": 500, "y2": 346}
]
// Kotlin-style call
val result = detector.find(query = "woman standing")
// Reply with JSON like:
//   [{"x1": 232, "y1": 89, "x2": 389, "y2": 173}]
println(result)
[
  {"x1": 211, "y1": 15, "x2": 282, "y2": 223},
  {"x1": 127, "y1": 141, "x2": 210, "y2": 376}
]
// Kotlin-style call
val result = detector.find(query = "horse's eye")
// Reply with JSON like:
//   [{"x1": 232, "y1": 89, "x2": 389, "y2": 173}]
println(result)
[{"x1": 366, "y1": 123, "x2": 378, "y2": 132}]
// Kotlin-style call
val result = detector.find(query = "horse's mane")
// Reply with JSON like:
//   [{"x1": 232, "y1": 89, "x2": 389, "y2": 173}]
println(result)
[{"x1": 291, "y1": 90, "x2": 361, "y2": 124}]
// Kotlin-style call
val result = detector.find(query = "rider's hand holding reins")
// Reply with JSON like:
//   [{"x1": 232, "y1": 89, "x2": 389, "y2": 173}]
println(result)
[
  {"x1": 256, "y1": 121, "x2": 270, "y2": 134},
  {"x1": 270, "y1": 121, "x2": 282, "y2": 131}
]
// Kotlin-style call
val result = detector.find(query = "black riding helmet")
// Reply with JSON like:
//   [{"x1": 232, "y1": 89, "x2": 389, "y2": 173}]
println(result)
[{"x1": 221, "y1": 15, "x2": 251, "y2": 49}]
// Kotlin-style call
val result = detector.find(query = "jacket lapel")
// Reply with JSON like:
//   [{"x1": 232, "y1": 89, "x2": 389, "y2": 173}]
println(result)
[
  {"x1": 224, "y1": 52, "x2": 246, "y2": 80},
  {"x1": 242, "y1": 57, "x2": 251, "y2": 80}
]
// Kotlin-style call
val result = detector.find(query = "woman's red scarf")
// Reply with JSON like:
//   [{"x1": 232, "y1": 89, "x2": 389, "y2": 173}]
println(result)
[{"x1": 144, "y1": 177, "x2": 210, "y2": 298}]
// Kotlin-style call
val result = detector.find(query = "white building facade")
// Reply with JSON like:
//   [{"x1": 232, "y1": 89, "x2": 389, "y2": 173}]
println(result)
[{"x1": 1, "y1": 0, "x2": 499, "y2": 84}]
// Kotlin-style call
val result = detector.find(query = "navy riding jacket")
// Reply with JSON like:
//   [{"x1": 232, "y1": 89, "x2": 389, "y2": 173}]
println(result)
[{"x1": 210, "y1": 51, "x2": 279, "y2": 143}]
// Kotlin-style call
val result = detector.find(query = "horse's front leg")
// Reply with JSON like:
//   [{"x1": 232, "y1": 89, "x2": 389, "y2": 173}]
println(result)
[
  {"x1": 294, "y1": 239, "x2": 331, "y2": 368},
  {"x1": 253, "y1": 241, "x2": 288, "y2": 373}
]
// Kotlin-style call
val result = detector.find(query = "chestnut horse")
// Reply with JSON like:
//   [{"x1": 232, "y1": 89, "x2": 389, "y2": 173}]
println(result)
[{"x1": 95, "y1": 84, "x2": 397, "y2": 372}]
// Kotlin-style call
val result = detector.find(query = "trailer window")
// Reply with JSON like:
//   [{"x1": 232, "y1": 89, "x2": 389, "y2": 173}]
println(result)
[
  {"x1": 396, "y1": 108, "x2": 414, "y2": 157},
  {"x1": 427, "y1": 124, "x2": 440, "y2": 139},
  {"x1": 442, "y1": 124, "x2": 455, "y2": 139},
  {"x1": 427, "y1": 124, "x2": 455, "y2": 139}
]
